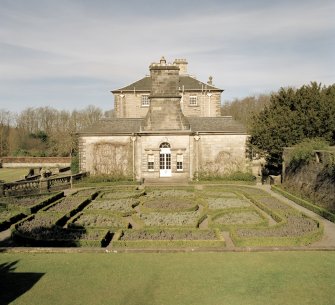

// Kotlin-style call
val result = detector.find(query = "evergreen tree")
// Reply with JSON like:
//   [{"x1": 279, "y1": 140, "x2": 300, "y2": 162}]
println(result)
[{"x1": 249, "y1": 82, "x2": 335, "y2": 171}]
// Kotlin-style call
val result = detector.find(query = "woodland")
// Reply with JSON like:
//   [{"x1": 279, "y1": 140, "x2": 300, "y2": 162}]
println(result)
[{"x1": 0, "y1": 82, "x2": 334, "y2": 172}]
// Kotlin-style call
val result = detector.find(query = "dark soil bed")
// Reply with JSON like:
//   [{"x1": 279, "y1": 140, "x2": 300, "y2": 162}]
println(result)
[{"x1": 143, "y1": 198, "x2": 197, "y2": 211}]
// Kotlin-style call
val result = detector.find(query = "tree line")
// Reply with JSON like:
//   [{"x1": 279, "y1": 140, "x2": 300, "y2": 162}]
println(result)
[
  {"x1": 0, "y1": 106, "x2": 113, "y2": 157},
  {"x1": 222, "y1": 82, "x2": 335, "y2": 171},
  {"x1": 1, "y1": 82, "x2": 334, "y2": 172}
]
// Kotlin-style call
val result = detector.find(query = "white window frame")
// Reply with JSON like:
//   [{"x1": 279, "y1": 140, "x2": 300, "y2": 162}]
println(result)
[
  {"x1": 189, "y1": 96, "x2": 197, "y2": 106},
  {"x1": 176, "y1": 154, "x2": 183, "y2": 171},
  {"x1": 147, "y1": 154, "x2": 155, "y2": 171},
  {"x1": 141, "y1": 95, "x2": 150, "y2": 107}
]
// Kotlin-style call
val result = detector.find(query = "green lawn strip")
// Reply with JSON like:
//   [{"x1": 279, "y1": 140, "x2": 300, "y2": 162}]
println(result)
[
  {"x1": 272, "y1": 186, "x2": 335, "y2": 222},
  {"x1": 112, "y1": 228, "x2": 225, "y2": 248},
  {"x1": 0, "y1": 168, "x2": 30, "y2": 182},
  {"x1": 1, "y1": 252, "x2": 335, "y2": 305}
]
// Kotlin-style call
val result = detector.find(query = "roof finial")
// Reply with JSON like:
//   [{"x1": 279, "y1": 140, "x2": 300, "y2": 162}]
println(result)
[{"x1": 160, "y1": 56, "x2": 166, "y2": 65}]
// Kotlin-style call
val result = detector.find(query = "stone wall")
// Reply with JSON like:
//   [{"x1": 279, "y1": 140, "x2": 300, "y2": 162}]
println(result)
[
  {"x1": 283, "y1": 149, "x2": 335, "y2": 212},
  {"x1": 196, "y1": 134, "x2": 249, "y2": 176},
  {"x1": 114, "y1": 92, "x2": 150, "y2": 118},
  {"x1": 181, "y1": 92, "x2": 221, "y2": 117},
  {"x1": 79, "y1": 136, "x2": 133, "y2": 176},
  {"x1": 114, "y1": 90, "x2": 221, "y2": 119}
]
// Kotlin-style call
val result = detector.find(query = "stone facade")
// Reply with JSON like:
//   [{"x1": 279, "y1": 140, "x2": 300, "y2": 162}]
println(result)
[
  {"x1": 79, "y1": 57, "x2": 249, "y2": 181},
  {"x1": 112, "y1": 58, "x2": 223, "y2": 119}
]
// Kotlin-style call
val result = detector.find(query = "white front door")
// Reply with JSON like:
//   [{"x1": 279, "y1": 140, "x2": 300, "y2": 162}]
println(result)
[{"x1": 160, "y1": 147, "x2": 171, "y2": 177}]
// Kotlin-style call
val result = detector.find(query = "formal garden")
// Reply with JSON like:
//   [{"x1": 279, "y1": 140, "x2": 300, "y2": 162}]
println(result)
[{"x1": 0, "y1": 184, "x2": 324, "y2": 249}]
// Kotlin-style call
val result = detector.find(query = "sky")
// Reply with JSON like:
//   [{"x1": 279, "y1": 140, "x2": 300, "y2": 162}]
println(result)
[{"x1": 0, "y1": 0, "x2": 334, "y2": 113}]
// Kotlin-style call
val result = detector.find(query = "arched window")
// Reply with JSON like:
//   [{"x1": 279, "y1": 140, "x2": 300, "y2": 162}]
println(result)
[
  {"x1": 160, "y1": 142, "x2": 171, "y2": 148},
  {"x1": 159, "y1": 142, "x2": 171, "y2": 177}
]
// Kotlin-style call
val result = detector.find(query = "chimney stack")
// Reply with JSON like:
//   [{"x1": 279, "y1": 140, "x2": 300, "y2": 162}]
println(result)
[{"x1": 173, "y1": 59, "x2": 188, "y2": 75}]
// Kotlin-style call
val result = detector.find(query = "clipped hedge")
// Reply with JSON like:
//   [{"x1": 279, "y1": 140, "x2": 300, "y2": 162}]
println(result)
[
  {"x1": 0, "y1": 211, "x2": 26, "y2": 231},
  {"x1": 209, "y1": 209, "x2": 268, "y2": 230},
  {"x1": 231, "y1": 225, "x2": 323, "y2": 247},
  {"x1": 68, "y1": 211, "x2": 129, "y2": 230},
  {"x1": 272, "y1": 186, "x2": 335, "y2": 223},
  {"x1": 12, "y1": 216, "x2": 112, "y2": 247},
  {"x1": 112, "y1": 228, "x2": 225, "y2": 248},
  {"x1": 0, "y1": 192, "x2": 64, "y2": 215}
]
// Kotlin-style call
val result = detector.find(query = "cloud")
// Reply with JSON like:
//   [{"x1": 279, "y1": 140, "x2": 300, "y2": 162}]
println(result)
[{"x1": 0, "y1": 0, "x2": 334, "y2": 111}]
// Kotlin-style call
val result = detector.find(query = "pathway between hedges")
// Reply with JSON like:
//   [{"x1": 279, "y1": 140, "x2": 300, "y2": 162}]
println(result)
[
  {"x1": 257, "y1": 184, "x2": 335, "y2": 248},
  {"x1": 1, "y1": 183, "x2": 335, "y2": 252}
]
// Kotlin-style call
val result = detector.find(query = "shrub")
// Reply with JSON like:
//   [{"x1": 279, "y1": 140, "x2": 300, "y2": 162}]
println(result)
[
  {"x1": 71, "y1": 155, "x2": 80, "y2": 174},
  {"x1": 197, "y1": 171, "x2": 256, "y2": 182},
  {"x1": 288, "y1": 138, "x2": 330, "y2": 169}
]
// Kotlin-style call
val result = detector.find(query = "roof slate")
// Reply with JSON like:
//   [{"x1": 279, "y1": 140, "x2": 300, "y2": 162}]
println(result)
[
  {"x1": 78, "y1": 118, "x2": 143, "y2": 134},
  {"x1": 79, "y1": 116, "x2": 246, "y2": 135},
  {"x1": 188, "y1": 117, "x2": 247, "y2": 133},
  {"x1": 112, "y1": 75, "x2": 222, "y2": 93}
]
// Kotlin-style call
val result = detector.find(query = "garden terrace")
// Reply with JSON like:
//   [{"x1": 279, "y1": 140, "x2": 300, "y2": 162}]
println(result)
[
  {"x1": 0, "y1": 192, "x2": 63, "y2": 231},
  {"x1": 2, "y1": 185, "x2": 325, "y2": 249}
]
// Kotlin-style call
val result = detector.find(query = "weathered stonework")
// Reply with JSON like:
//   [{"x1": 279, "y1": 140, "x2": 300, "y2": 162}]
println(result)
[
  {"x1": 143, "y1": 58, "x2": 190, "y2": 131},
  {"x1": 79, "y1": 57, "x2": 249, "y2": 180}
]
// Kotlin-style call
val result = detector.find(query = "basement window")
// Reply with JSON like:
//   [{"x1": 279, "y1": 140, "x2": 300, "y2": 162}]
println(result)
[{"x1": 141, "y1": 95, "x2": 150, "y2": 107}]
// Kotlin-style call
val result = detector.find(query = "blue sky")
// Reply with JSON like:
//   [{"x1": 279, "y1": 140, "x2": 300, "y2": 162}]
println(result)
[{"x1": 0, "y1": 0, "x2": 334, "y2": 112}]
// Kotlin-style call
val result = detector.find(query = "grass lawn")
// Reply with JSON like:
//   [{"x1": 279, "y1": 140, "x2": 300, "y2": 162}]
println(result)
[
  {"x1": 1, "y1": 251, "x2": 335, "y2": 305},
  {"x1": 0, "y1": 168, "x2": 30, "y2": 182}
]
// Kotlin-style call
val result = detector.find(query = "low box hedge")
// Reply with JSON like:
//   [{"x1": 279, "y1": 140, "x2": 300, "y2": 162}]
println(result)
[
  {"x1": 12, "y1": 220, "x2": 112, "y2": 247},
  {"x1": 111, "y1": 228, "x2": 225, "y2": 249},
  {"x1": 271, "y1": 186, "x2": 335, "y2": 223},
  {"x1": 230, "y1": 224, "x2": 324, "y2": 247},
  {"x1": 209, "y1": 209, "x2": 268, "y2": 230},
  {"x1": 0, "y1": 210, "x2": 26, "y2": 231}
]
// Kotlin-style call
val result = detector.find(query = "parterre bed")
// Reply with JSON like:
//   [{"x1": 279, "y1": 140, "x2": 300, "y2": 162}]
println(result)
[{"x1": 2, "y1": 185, "x2": 323, "y2": 248}]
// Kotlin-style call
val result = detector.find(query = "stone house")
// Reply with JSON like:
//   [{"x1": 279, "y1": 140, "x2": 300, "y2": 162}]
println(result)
[{"x1": 78, "y1": 57, "x2": 248, "y2": 181}]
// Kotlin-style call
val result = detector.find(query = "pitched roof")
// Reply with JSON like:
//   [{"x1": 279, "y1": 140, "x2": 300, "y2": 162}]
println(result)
[
  {"x1": 188, "y1": 117, "x2": 247, "y2": 134},
  {"x1": 78, "y1": 118, "x2": 143, "y2": 135},
  {"x1": 112, "y1": 75, "x2": 223, "y2": 93},
  {"x1": 78, "y1": 116, "x2": 246, "y2": 135}
]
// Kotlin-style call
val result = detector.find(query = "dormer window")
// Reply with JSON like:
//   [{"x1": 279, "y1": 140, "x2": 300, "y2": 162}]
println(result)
[
  {"x1": 141, "y1": 95, "x2": 150, "y2": 107},
  {"x1": 189, "y1": 96, "x2": 197, "y2": 106}
]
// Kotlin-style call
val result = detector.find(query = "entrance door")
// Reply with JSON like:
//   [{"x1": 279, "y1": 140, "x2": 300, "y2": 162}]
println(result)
[{"x1": 159, "y1": 143, "x2": 171, "y2": 177}]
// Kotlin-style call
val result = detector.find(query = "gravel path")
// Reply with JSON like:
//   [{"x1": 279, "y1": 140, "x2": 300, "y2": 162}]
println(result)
[{"x1": 258, "y1": 184, "x2": 335, "y2": 248}]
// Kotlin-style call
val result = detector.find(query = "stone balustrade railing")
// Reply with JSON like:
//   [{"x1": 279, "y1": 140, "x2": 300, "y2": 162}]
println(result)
[{"x1": 0, "y1": 172, "x2": 88, "y2": 197}]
